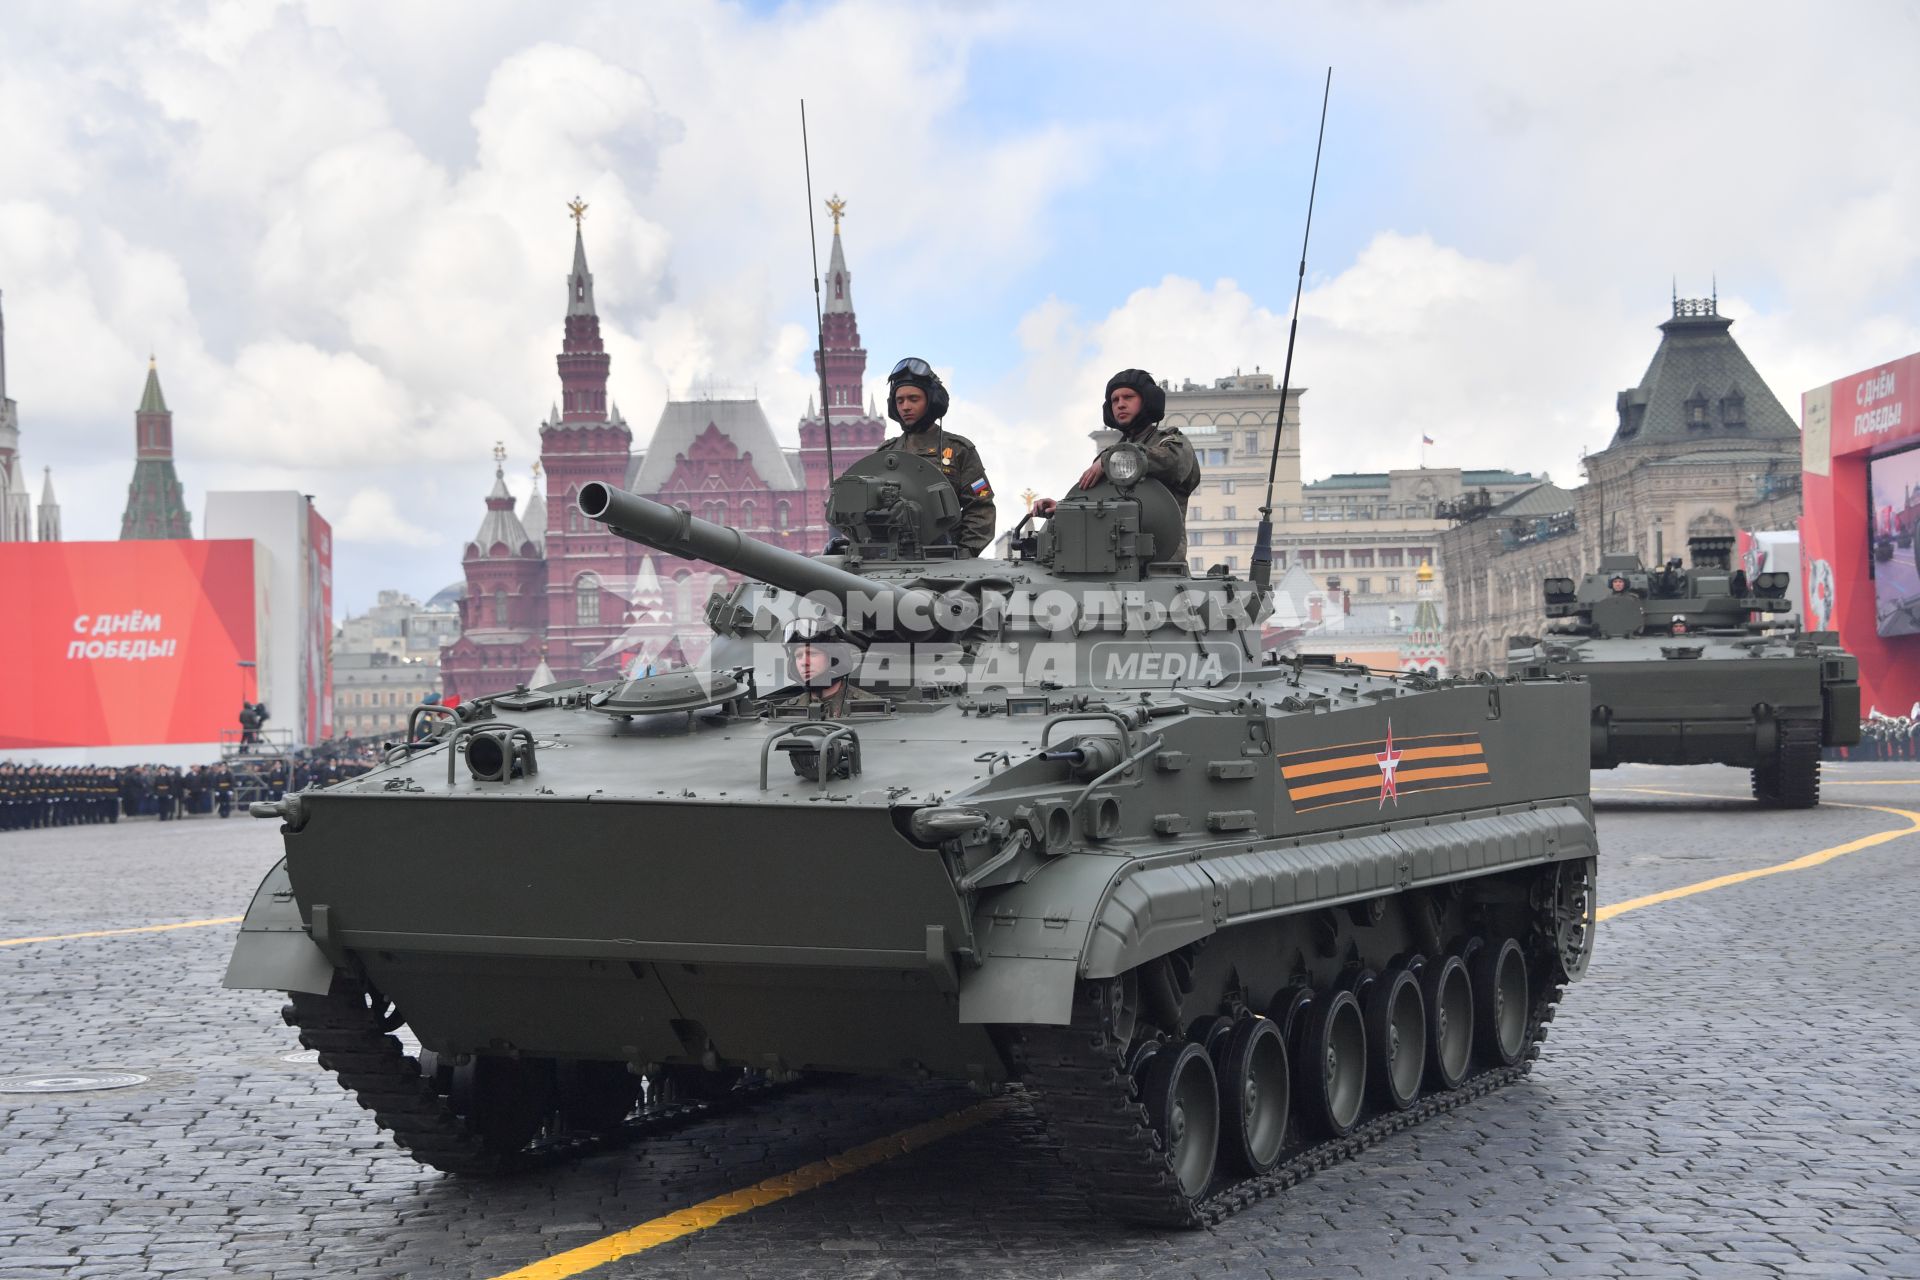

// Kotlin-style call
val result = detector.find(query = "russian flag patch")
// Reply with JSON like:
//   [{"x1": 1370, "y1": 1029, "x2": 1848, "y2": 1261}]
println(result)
[{"x1": 969, "y1": 477, "x2": 989, "y2": 494}]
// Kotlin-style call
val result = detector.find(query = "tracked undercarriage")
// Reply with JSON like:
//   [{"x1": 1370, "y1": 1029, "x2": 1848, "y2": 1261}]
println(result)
[
  {"x1": 283, "y1": 976, "x2": 794, "y2": 1176},
  {"x1": 228, "y1": 458, "x2": 1601, "y2": 1226},
  {"x1": 1014, "y1": 857, "x2": 1593, "y2": 1225}
]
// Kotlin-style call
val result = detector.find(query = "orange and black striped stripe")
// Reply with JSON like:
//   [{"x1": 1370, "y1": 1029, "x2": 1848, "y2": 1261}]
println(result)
[{"x1": 1277, "y1": 731, "x2": 1492, "y2": 813}]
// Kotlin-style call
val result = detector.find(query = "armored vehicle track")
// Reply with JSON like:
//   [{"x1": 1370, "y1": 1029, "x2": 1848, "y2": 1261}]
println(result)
[
  {"x1": 229, "y1": 452, "x2": 1601, "y2": 1226},
  {"x1": 284, "y1": 976, "x2": 796, "y2": 1176}
]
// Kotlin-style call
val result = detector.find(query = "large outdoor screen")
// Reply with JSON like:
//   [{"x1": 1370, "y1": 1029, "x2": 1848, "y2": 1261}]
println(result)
[
  {"x1": 1869, "y1": 442, "x2": 1920, "y2": 638},
  {"x1": 0, "y1": 539, "x2": 258, "y2": 750}
]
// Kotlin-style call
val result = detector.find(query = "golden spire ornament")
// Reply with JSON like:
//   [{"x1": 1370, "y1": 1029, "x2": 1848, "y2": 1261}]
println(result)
[
  {"x1": 492, "y1": 440, "x2": 507, "y2": 465},
  {"x1": 1021, "y1": 488, "x2": 1039, "y2": 512},
  {"x1": 567, "y1": 196, "x2": 589, "y2": 227},
  {"x1": 825, "y1": 194, "x2": 846, "y2": 233}
]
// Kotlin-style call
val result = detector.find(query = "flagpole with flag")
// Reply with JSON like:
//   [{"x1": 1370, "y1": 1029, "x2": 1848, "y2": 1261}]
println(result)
[{"x1": 1420, "y1": 432, "x2": 1434, "y2": 467}]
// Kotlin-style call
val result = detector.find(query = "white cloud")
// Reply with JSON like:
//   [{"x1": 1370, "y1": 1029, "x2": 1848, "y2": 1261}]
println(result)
[
  {"x1": 332, "y1": 485, "x2": 443, "y2": 548},
  {"x1": 2, "y1": 0, "x2": 1915, "y2": 612},
  {"x1": 976, "y1": 233, "x2": 1641, "y2": 506}
]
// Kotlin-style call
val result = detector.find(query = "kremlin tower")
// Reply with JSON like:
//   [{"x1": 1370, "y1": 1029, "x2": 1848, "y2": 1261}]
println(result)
[
  {"x1": 440, "y1": 198, "x2": 854, "y2": 698},
  {"x1": 119, "y1": 357, "x2": 193, "y2": 540},
  {"x1": 796, "y1": 195, "x2": 885, "y2": 497}
]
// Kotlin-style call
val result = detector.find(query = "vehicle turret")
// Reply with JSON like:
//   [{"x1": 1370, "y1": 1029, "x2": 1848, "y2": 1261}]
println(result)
[
  {"x1": 588, "y1": 446, "x2": 1266, "y2": 689},
  {"x1": 1541, "y1": 535, "x2": 1793, "y2": 640}
]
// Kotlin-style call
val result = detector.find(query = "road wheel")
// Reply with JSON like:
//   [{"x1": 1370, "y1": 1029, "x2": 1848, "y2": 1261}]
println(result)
[
  {"x1": 1214, "y1": 1016, "x2": 1289, "y2": 1176},
  {"x1": 1421, "y1": 955, "x2": 1474, "y2": 1091},
  {"x1": 1303, "y1": 989, "x2": 1367, "y2": 1137},
  {"x1": 1139, "y1": 1040, "x2": 1220, "y2": 1198},
  {"x1": 1365, "y1": 967, "x2": 1425, "y2": 1111},
  {"x1": 1472, "y1": 938, "x2": 1529, "y2": 1068}
]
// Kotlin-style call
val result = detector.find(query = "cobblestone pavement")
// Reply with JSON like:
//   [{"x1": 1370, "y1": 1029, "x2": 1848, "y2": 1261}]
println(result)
[{"x1": 2, "y1": 763, "x2": 1918, "y2": 1279}]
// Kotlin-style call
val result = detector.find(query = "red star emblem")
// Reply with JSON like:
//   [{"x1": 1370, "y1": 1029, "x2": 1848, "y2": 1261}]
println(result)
[{"x1": 1376, "y1": 719, "x2": 1402, "y2": 808}]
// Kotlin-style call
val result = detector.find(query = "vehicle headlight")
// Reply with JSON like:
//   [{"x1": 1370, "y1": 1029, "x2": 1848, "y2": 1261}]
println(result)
[{"x1": 1105, "y1": 446, "x2": 1146, "y2": 487}]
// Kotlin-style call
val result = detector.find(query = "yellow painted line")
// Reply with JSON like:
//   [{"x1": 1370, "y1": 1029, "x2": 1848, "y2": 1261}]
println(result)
[
  {"x1": 488, "y1": 1100, "x2": 1003, "y2": 1280},
  {"x1": 487, "y1": 788, "x2": 1920, "y2": 1278},
  {"x1": 0, "y1": 916, "x2": 243, "y2": 948},
  {"x1": 1596, "y1": 791, "x2": 1920, "y2": 922}
]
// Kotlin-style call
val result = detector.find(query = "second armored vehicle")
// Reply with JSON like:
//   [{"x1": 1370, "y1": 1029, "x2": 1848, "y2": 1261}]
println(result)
[
  {"x1": 228, "y1": 449, "x2": 1600, "y2": 1226},
  {"x1": 1512, "y1": 535, "x2": 1859, "y2": 806}
]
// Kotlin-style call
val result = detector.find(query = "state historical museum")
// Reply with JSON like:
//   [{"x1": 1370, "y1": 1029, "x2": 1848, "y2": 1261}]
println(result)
[{"x1": 441, "y1": 204, "x2": 883, "y2": 699}]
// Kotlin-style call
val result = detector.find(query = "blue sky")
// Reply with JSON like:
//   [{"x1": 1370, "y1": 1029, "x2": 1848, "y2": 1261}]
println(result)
[{"x1": 2, "y1": 0, "x2": 1916, "y2": 615}]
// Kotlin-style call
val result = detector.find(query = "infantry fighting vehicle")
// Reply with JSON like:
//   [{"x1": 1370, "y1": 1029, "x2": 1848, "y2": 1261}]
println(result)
[
  {"x1": 227, "y1": 448, "x2": 1599, "y2": 1226},
  {"x1": 1510, "y1": 535, "x2": 1859, "y2": 807}
]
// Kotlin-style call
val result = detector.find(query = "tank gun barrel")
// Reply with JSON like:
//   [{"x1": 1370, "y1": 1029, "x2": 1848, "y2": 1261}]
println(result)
[{"x1": 577, "y1": 481, "x2": 929, "y2": 624}]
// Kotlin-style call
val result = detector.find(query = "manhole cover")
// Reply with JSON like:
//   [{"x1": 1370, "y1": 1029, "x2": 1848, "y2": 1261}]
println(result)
[
  {"x1": 281, "y1": 1051, "x2": 319, "y2": 1064},
  {"x1": 0, "y1": 1072, "x2": 150, "y2": 1094}
]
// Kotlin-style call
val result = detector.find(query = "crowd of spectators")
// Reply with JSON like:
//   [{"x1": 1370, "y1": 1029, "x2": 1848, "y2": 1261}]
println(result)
[
  {"x1": 1832, "y1": 716, "x2": 1919, "y2": 762},
  {"x1": 0, "y1": 743, "x2": 386, "y2": 834}
]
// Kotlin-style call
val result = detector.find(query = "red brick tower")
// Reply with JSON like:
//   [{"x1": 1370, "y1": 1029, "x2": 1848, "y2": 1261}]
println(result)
[
  {"x1": 440, "y1": 445, "x2": 547, "y2": 700},
  {"x1": 797, "y1": 197, "x2": 885, "y2": 521},
  {"x1": 539, "y1": 201, "x2": 640, "y2": 680}
]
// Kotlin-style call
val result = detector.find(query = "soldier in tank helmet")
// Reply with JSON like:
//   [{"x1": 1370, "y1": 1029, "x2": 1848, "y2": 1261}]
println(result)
[
  {"x1": 872, "y1": 357, "x2": 996, "y2": 557},
  {"x1": 1035, "y1": 368, "x2": 1202, "y2": 561},
  {"x1": 766, "y1": 616, "x2": 872, "y2": 720}
]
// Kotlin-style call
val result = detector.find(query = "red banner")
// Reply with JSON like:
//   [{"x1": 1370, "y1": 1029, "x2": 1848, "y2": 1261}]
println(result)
[
  {"x1": 1802, "y1": 350, "x2": 1920, "y2": 714},
  {"x1": 306, "y1": 505, "x2": 333, "y2": 744},
  {"x1": 0, "y1": 540, "x2": 257, "y2": 749}
]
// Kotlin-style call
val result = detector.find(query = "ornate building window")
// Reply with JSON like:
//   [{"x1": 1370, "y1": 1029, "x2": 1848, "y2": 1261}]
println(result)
[
  {"x1": 494, "y1": 588, "x2": 507, "y2": 627},
  {"x1": 776, "y1": 500, "x2": 791, "y2": 530},
  {"x1": 702, "y1": 500, "x2": 725, "y2": 523},
  {"x1": 739, "y1": 499, "x2": 756, "y2": 529},
  {"x1": 575, "y1": 573, "x2": 601, "y2": 625},
  {"x1": 1720, "y1": 391, "x2": 1746, "y2": 427},
  {"x1": 1685, "y1": 389, "x2": 1710, "y2": 427}
]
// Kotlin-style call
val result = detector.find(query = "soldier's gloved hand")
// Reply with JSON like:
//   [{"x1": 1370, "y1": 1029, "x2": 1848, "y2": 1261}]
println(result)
[{"x1": 824, "y1": 534, "x2": 850, "y2": 554}]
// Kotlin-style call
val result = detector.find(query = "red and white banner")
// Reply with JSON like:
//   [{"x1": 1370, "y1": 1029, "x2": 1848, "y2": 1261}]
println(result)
[
  {"x1": 0, "y1": 540, "x2": 257, "y2": 749},
  {"x1": 1802, "y1": 350, "x2": 1920, "y2": 713}
]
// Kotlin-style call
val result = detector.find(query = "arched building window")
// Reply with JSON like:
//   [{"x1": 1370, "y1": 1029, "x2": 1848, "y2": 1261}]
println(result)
[
  {"x1": 493, "y1": 588, "x2": 508, "y2": 627},
  {"x1": 739, "y1": 499, "x2": 756, "y2": 529},
  {"x1": 776, "y1": 500, "x2": 791, "y2": 530},
  {"x1": 575, "y1": 573, "x2": 601, "y2": 625}
]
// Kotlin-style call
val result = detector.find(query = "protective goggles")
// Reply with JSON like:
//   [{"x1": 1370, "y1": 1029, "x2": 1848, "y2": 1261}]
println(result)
[
  {"x1": 889, "y1": 357, "x2": 934, "y2": 380},
  {"x1": 784, "y1": 616, "x2": 844, "y2": 644}
]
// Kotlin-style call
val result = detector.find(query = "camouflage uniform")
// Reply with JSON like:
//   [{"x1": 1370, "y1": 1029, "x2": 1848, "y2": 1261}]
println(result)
[{"x1": 874, "y1": 426, "x2": 997, "y2": 557}]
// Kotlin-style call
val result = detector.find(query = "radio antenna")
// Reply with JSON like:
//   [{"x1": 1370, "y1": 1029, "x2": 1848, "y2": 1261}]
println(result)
[
  {"x1": 800, "y1": 100, "x2": 836, "y2": 485},
  {"x1": 1250, "y1": 67, "x2": 1331, "y2": 595}
]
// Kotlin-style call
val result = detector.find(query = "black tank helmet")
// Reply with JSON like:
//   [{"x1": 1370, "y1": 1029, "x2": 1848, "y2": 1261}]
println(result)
[
  {"x1": 1102, "y1": 367, "x2": 1167, "y2": 433},
  {"x1": 886, "y1": 356, "x2": 949, "y2": 432}
]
